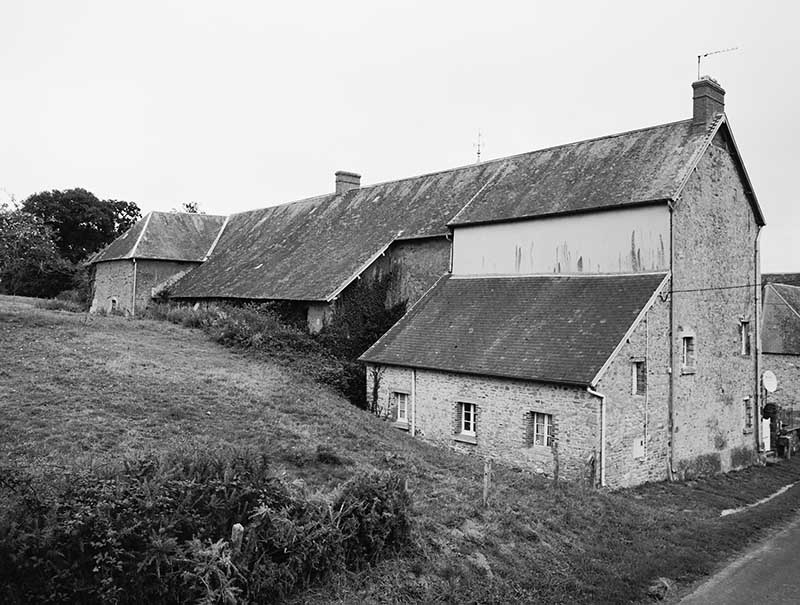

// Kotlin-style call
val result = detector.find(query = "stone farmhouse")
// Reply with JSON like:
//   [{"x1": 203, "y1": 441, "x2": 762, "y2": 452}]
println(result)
[
  {"x1": 761, "y1": 273, "x2": 800, "y2": 446},
  {"x1": 90, "y1": 211, "x2": 226, "y2": 315},
  {"x1": 91, "y1": 77, "x2": 769, "y2": 489},
  {"x1": 361, "y1": 77, "x2": 766, "y2": 488}
]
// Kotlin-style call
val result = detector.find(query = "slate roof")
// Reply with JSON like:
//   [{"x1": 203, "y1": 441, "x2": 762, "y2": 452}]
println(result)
[
  {"x1": 763, "y1": 273, "x2": 800, "y2": 289},
  {"x1": 360, "y1": 273, "x2": 667, "y2": 386},
  {"x1": 763, "y1": 283, "x2": 800, "y2": 356},
  {"x1": 170, "y1": 162, "x2": 501, "y2": 301},
  {"x1": 170, "y1": 114, "x2": 762, "y2": 302},
  {"x1": 91, "y1": 212, "x2": 227, "y2": 263},
  {"x1": 450, "y1": 120, "x2": 710, "y2": 225}
]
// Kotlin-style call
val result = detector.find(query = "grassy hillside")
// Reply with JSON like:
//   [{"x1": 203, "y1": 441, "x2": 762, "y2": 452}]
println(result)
[{"x1": 3, "y1": 294, "x2": 800, "y2": 603}]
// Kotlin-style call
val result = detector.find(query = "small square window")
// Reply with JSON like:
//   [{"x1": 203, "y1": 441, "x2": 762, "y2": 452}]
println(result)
[
  {"x1": 740, "y1": 321, "x2": 751, "y2": 356},
  {"x1": 526, "y1": 412, "x2": 554, "y2": 447},
  {"x1": 682, "y1": 336, "x2": 696, "y2": 369},
  {"x1": 632, "y1": 360, "x2": 646, "y2": 395},
  {"x1": 393, "y1": 392, "x2": 408, "y2": 423}
]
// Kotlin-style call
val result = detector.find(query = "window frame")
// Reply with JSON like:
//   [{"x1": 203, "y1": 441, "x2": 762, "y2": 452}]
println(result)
[
  {"x1": 740, "y1": 320, "x2": 751, "y2": 356},
  {"x1": 743, "y1": 396, "x2": 753, "y2": 433},
  {"x1": 394, "y1": 391, "x2": 409, "y2": 424},
  {"x1": 453, "y1": 400, "x2": 478, "y2": 444},
  {"x1": 631, "y1": 359, "x2": 646, "y2": 396},
  {"x1": 529, "y1": 411, "x2": 554, "y2": 448},
  {"x1": 460, "y1": 402, "x2": 476, "y2": 436},
  {"x1": 681, "y1": 335, "x2": 696, "y2": 373}
]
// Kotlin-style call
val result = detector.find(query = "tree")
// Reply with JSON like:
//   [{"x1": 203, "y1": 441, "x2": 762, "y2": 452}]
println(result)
[
  {"x1": 174, "y1": 201, "x2": 202, "y2": 214},
  {"x1": 21, "y1": 189, "x2": 141, "y2": 263},
  {"x1": 0, "y1": 205, "x2": 74, "y2": 297}
]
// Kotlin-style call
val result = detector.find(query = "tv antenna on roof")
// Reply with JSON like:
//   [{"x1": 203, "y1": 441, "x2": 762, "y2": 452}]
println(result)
[
  {"x1": 697, "y1": 46, "x2": 739, "y2": 79},
  {"x1": 474, "y1": 130, "x2": 484, "y2": 164}
]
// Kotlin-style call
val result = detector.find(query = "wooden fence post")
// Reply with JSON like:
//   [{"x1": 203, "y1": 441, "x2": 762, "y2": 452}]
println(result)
[
  {"x1": 483, "y1": 458, "x2": 493, "y2": 507},
  {"x1": 231, "y1": 523, "x2": 244, "y2": 556},
  {"x1": 553, "y1": 439, "x2": 560, "y2": 488}
]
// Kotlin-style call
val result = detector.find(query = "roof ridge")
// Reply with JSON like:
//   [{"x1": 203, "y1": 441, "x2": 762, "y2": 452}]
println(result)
[
  {"x1": 228, "y1": 191, "x2": 337, "y2": 218},
  {"x1": 768, "y1": 284, "x2": 800, "y2": 322},
  {"x1": 233, "y1": 118, "x2": 694, "y2": 217},
  {"x1": 128, "y1": 211, "x2": 153, "y2": 259},
  {"x1": 669, "y1": 113, "x2": 725, "y2": 202},
  {"x1": 150, "y1": 211, "x2": 228, "y2": 219},
  {"x1": 357, "y1": 118, "x2": 693, "y2": 193}
]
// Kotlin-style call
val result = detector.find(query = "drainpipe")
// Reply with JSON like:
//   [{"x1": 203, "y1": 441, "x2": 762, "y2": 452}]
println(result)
[
  {"x1": 447, "y1": 229, "x2": 454, "y2": 274},
  {"x1": 587, "y1": 386, "x2": 606, "y2": 487},
  {"x1": 644, "y1": 314, "x2": 649, "y2": 460},
  {"x1": 411, "y1": 369, "x2": 417, "y2": 436},
  {"x1": 131, "y1": 258, "x2": 137, "y2": 318},
  {"x1": 667, "y1": 201, "x2": 675, "y2": 479},
  {"x1": 754, "y1": 226, "x2": 762, "y2": 451}
]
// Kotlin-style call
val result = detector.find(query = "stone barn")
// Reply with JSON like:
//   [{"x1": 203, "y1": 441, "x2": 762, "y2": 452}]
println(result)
[
  {"x1": 362, "y1": 77, "x2": 765, "y2": 488},
  {"x1": 90, "y1": 211, "x2": 226, "y2": 315}
]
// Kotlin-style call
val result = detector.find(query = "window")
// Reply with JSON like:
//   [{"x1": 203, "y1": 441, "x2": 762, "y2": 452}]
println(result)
[
  {"x1": 682, "y1": 336, "x2": 696, "y2": 369},
  {"x1": 460, "y1": 402, "x2": 476, "y2": 435},
  {"x1": 393, "y1": 392, "x2": 408, "y2": 423},
  {"x1": 632, "y1": 360, "x2": 646, "y2": 395},
  {"x1": 744, "y1": 396, "x2": 753, "y2": 431},
  {"x1": 526, "y1": 412, "x2": 554, "y2": 447},
  {"x1": 109, "y1": 298, "x2": 118, "y2": 312},
  {"x1": 740, "y1": 321, "x2": 751, "y2": 356}
]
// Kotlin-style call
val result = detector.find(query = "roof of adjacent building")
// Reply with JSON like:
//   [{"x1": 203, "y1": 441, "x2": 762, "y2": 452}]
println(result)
[
  {"x1": 170, "y1": 161, "x2": 501, "y2": 301},
  {"x1": 360, "y1": 272, "x2": 667, "y2": 386},
  {"x1": 763, "y1": 273, "x2": 800, "y2": 289},
  {"x1": 763, "y1": 283, "x2": 800, "y2": 356},
  {"x1": 91, "y1": 211, "x2": 227, "y2": 264}
]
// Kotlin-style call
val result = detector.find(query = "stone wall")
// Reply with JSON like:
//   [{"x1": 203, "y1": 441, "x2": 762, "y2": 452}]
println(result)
[
  {"x1": 91, "y1": 260, "x2": 133, "y2": 314},
  {"x1": 596, "y1": 293, "x2": 671, "y2": 487},
  {"x1": 134, "y1": 260, "x2": 199, "y2": 314},
  {"x1": 671, "y1": 129, "x2": 760, "y2": 477},
  {"x1": 91, "y1": 259, "x2": 199, "y2": 315},
  {"x1": 359, "y1": 236, "x2": 451, "y2": 308},
  {"x1": 763, "y1": 354, "x2": 800, "y2": 428},
  {"x1": 367, "y1": 365, "x2": 600, "y2": 484}
]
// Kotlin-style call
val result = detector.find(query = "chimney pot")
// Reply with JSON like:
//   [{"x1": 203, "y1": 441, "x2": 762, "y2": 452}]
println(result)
[
  {"x1": 335, "y1": 171, "x2": 361, "y2": 194},
  {"x1": 692, "y1": 77, "x2": 725, "y2": 127}
]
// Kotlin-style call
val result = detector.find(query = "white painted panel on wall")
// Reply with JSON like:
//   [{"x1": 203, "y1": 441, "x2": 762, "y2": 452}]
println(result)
[{"x1": 452, "y1": 204, "x2": 670, "y2": 276}]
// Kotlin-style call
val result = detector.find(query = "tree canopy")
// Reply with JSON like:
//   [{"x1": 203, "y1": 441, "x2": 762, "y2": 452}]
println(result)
[
  {"x1": 21, "y1": 189, "x2": 141, "y2": 263},
  {"x1": 0, "y1": 205, "x2": 73, "y2": 296}
]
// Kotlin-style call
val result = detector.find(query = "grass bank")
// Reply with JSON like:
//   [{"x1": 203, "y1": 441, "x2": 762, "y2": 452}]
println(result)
[{"x1": 3, "y1": 295, "x2": 800, "y2": 603}]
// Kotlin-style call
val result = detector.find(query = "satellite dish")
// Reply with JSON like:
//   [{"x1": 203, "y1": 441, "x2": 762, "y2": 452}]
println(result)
[{"x1": 763, "y1": 370, "x2": 778, "y2": 393}]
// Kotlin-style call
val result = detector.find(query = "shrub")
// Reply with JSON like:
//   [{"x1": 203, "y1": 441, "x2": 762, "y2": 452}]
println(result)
[
  {"x1": 34, "y1": 298, "x2": 85, "y2": 313},
  {"x1": 0, "y1": 450, "x2": 412, "y2": 604},
  {"x1": 334, "y1": 470, "x2": 412, "y2": 568}
]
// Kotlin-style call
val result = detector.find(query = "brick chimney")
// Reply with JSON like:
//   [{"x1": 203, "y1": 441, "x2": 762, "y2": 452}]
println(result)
[
  {"x1": 692, "y1": 77, "x2": 725, "y2": 126},
  {"x1": 335, "y1": 171, "x2": 361, "y2": 194}
]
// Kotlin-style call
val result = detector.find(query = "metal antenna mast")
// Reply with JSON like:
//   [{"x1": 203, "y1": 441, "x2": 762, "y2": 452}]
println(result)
[
  {"x1": 697, "y1": 46, "x2": 739, "y2": 79},
  {"x1": 474, "y1": 131, "x2": 483, "y2": 163}
]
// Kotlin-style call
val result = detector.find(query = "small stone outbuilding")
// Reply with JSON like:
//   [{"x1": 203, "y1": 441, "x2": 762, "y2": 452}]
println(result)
[{"x1": 89, "y1": 211, "x2": 226, "y2": 315}]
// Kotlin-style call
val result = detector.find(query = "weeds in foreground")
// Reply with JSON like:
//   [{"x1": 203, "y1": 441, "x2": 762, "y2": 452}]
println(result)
[{"x1": 0, "y1": 449, "x2": 411, "y2": 604}]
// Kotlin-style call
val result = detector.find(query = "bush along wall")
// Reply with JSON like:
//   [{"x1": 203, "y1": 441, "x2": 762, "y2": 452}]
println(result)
[
  {"x1": 0, "y1": 449, "x2": 411, "y2": 604},
  {"x1": 316, "y1": 271, "x2": 407, "y2": 409},
  {"x1": 146, "y1": 272, "x2": 406, "y2": 410}
]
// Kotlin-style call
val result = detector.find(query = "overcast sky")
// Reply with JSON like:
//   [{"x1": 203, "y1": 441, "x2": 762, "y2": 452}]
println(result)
[{"x1": 1, "y1": 1, "x2": 797, "y2": 270}]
